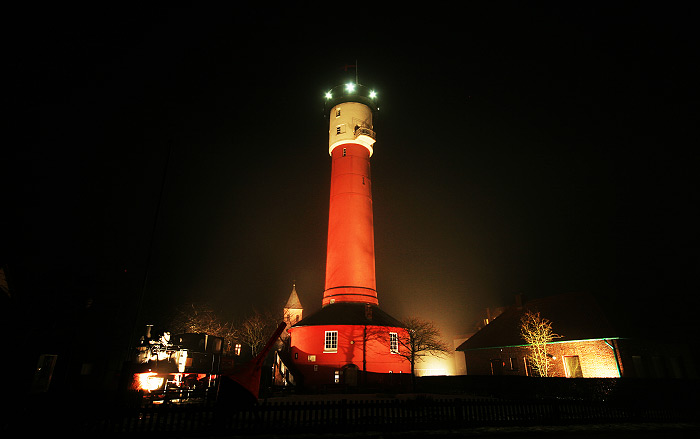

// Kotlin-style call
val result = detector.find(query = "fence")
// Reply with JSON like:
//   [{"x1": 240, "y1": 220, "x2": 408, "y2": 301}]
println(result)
[{"x1": 86, "y1": 396, "x2": 697, "y2": 435}]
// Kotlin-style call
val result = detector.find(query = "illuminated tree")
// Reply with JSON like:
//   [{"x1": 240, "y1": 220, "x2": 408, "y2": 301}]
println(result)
[
  {"x1": 395, "y1": 317, "x2": 452, "y2": 380},
  {"x1": 519, "y1": 310, "x2": 562, "y2": 377}
]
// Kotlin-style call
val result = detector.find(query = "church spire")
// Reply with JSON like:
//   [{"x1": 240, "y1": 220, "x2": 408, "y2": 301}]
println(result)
[
  {"x1": 285, "y1": 282, "x2": 303, "y2": 309},
  {"x1": 284, "y1": 282, "x2": 303, "y2": 327}
]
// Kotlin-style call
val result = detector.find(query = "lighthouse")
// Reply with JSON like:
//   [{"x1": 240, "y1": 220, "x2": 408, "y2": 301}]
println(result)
[
  {"x1": 289, "y1": 77, "x2": 410, "y2": 388},
  {"x1": 324, "y1": 81, "x2": 379, "y2": 307}
]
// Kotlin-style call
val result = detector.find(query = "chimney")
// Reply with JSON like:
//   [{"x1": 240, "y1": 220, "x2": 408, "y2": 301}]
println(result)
[{"x1": 515, "y1": 294, "x2": 524, "y2": 308}]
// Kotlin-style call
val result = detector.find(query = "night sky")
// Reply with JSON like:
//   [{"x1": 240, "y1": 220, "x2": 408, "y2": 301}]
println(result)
[{"x1": 6, "y1": 3, "x2": 699, "y2": 362}]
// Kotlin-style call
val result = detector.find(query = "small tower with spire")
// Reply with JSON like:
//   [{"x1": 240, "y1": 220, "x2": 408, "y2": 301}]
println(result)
[{"x1": 283, "y1": 283, "x2": 303, "y2": 330}]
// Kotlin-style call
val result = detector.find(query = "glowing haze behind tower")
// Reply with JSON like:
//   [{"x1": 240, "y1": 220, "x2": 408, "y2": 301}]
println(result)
[{"x1": 323, "y1": 83, "x2": 379, "y2": 307}]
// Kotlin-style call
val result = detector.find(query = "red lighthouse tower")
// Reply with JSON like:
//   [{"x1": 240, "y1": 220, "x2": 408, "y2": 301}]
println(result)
[
  {"x1": 289, "y1": 78, "x2": 410, "y2": 388},
  {"x1": 323, "y1": 82, "x2": 379, "y2": 307}
]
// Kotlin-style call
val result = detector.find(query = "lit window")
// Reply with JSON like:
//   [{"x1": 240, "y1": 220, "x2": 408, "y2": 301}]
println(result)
[
  {"x1": 325, "y1": 331, "x2": 338, "y2": 352},
  {"x1": 390, "y1": 332, "x2": 398, "y2": 354},
  {"x1": 234, "y1": 343, "x2": 242, "y2": 356},
  {"x1": 564, "y1": 355, "x2": 583, "y2": 378},
  {"x1": 334, "y1": 370, "x2": 340, "y2": 383},
  {"x1": 308, "y1": 355, "x2": 316, "y2": 362},
  {"x1": 342, "y1": 148, "x2": 346, "y2": 157},
  {"x1": 336, "y1": 108, "x2": 341, "y2": 117}
]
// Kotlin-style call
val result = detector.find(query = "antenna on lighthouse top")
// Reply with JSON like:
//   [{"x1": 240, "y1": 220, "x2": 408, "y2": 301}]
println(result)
[
  {"x1": 342, "y1": 62, "x2": 359, "y2": 84},
  {"x1": 324, "y1": 63, "x2": 378, "y2": 117}
]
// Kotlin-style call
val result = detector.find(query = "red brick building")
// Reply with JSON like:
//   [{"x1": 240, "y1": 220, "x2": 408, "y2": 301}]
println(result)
[
  {"x1": 457, "y1": 293, "x2": 624, "y2": 378},
  {"x1": 457, "y1": 292, "x2": 696, "y2": 379}
]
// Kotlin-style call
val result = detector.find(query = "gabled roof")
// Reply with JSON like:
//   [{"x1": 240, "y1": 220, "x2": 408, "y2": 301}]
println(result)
[
  {"x1": 457, "y1": 292, "x2": 618, "y2": 351},
  {"x1": 284, "y1": 284, "x2": 303, "y2": 310},
  {"x1": 292, "y1": 303, "x2": 403, "y2": 328}
]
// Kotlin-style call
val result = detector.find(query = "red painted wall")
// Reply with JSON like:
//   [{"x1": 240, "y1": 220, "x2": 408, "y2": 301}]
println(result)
[
  {"x1": 323, "y1": 143, "x2": 378, "y2": 306},
  {"x1": 290, "y1": 325, "x2": 410, "y2": 386}
]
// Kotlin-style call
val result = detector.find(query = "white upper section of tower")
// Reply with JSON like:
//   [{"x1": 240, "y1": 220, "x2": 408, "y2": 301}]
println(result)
[{"x1": 328, "y1": 102, "x2": 376, "y2": 156}]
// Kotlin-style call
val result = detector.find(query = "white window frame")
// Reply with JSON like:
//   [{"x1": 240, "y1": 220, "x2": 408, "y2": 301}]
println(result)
[
  {"x1": 324, "y1": 330, "x2": 338, "y2": 352},
  {"x1": 390, "y1": 332, "x2": 398, "y2": 354}
]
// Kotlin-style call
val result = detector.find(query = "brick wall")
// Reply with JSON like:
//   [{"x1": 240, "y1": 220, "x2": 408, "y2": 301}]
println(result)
[
  {"x1": 463, "y1": 339, "x2": 621, "y2": 378},
  {"x1": 552, "y1": 339, "x2": 621, "y2": 378}
]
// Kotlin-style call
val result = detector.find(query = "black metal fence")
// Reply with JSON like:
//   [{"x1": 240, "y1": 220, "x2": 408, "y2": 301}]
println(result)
[
  {"x1": 85, "y1": 396, "x2": 697, "y2": 435},
  {"x1": 7, "y1": 377, "x2": 698, "y2": 435}
]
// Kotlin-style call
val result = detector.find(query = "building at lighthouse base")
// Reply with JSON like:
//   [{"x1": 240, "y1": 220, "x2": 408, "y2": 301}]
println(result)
[{"x1": 289, "y1": 303, "x2": 411, "y2": 389}]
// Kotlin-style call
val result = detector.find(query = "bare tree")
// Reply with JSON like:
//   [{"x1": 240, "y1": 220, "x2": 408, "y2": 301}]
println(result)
[
  {"x1": 233, "y1": 309, "x2": 280, "y2": 356},
  {"x1": 395, "y1": 317, "x2": 452, "y2": 379},
  {"x1": 519, "y1": 310, "x2": 562, "y2": 377},
  {"x1": 169, "y1": 303, "x2": 237, "y2": 353}
]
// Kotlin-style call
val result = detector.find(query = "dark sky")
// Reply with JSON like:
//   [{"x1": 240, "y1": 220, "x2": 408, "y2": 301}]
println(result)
[{"x1": 6, "y1": 3, "x2": 699, "y2": 351}]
